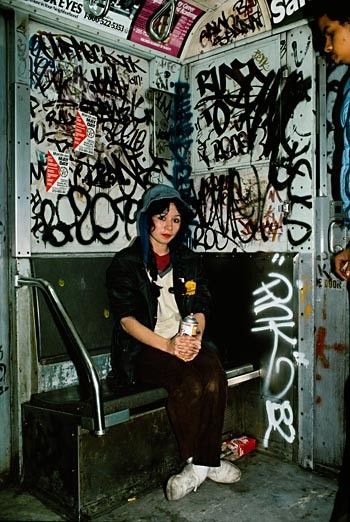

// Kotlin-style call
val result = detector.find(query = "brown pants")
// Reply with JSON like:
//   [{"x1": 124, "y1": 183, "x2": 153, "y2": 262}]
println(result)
[{"x1": 134, "y1": 346, "x2": 228, "y2": 467}]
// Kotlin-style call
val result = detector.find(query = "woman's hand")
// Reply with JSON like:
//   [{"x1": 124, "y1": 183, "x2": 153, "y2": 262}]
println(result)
[{"x1": 168, "y1": 334, "x2": 201, "y2": 362}]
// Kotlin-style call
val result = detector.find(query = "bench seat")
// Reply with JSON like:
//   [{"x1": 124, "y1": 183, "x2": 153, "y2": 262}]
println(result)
[{"x1": 29, "y1": 363, "x2": 261, "y2": 431}]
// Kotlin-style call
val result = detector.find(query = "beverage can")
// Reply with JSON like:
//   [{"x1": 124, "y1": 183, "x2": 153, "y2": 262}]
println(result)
[
  {"x1": 220, "y1": 435, "x2": 256, "y2": 461},
  {"x1": 179, "y1": 313, "x2": 198, "y2": 336}
]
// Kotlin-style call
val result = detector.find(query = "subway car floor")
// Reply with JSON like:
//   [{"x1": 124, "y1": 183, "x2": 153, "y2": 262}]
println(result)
[{"x1": 0, "y1": 451, "x2": 339, "y2": 522}]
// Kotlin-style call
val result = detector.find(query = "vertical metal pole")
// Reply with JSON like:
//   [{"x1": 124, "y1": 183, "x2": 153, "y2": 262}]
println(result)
[{"x1": 0, "y1": 9, "x2": 11, "y2": 478}]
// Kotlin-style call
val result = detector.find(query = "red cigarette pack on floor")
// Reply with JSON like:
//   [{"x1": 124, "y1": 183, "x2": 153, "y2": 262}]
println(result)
[{"x1": 221, "y1": 435, "x2": 256, "y2": 461}]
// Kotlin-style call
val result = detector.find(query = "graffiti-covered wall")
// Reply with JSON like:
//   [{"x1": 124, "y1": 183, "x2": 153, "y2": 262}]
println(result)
[
  {"x1": 189, "y1": 24, "x2": 314, "y2": 253},
  {"x1": 184, "y1": 0, "x2": 271, "y2": 58},
  {"x1": 29, "y1": 23, "x2": 178, "y2": 253}
]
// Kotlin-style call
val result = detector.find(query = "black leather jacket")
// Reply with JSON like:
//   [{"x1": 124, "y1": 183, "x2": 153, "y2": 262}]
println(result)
[{"x1": 106, "y1": 237, "x2": 213, "y2": 384}]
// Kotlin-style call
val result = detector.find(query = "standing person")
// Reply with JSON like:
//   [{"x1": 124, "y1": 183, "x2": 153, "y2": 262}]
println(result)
[
  {"x1": 308, "y1": 2, "x2": 350, "y2": 520},
  {"x1": 106, "y1": 183, "x2": 241, "y2": 501},
  {"x1": 332, "y1": 248, "x2": 350, "y2": 522}
]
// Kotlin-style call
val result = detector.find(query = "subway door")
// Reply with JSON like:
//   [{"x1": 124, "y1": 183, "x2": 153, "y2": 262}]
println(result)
[
  {"x1": 314, "y1": 57, "x2": 350, "y2": 471},
  {"x1": 0, "y1": 10, "x2": 11, "y2": 482}
]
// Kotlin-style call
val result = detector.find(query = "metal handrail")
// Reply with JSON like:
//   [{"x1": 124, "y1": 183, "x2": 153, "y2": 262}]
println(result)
[
  {"x1": 148, "y1": 0, "x2": 177, "y2": 42},
  {"x1": 83, "y1": 0, "x2": 111, "y2": 18},
  {"x1": 16, "y1": 275, "x2": 105, "y2": 436}
]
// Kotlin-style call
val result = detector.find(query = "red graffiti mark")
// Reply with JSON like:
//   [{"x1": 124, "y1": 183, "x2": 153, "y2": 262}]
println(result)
[
  {"x1": 332, "y1": 343, "x2": 346, "y2": 353},
  {"x1": 243, "y1": 0, "x2": 255, "y2": 15},
  {"x1": 315, "y1": 326, "x2": 330, "y2": 368}
]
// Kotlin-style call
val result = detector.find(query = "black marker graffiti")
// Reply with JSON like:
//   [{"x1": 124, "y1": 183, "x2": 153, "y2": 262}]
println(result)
[
  {"x1": 29, "y1": 31, "x2": 158, "y2": 247},
  {"x1": 193, "y1": 53, "x2": 312, "y2": 247},
  {"x1": 192, "y1": 169, "x2": 284, "y2": 250},
  {"x1": 0, "y1": 345, "x2": 9, "y2": 396},
  {"x1": 199, "y1": 0, "x2": 264, "y2": 50}
]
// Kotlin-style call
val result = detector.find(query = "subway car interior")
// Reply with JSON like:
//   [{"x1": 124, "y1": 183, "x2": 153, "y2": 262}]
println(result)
[{"x1": 0, "y1": 0, "x2": 349, "y2": 520}]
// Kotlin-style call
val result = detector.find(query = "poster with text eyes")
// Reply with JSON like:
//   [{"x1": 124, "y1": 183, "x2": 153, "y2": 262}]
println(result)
[{"x1": 23, "y1": 0, "x2": 135, "y2": 38}]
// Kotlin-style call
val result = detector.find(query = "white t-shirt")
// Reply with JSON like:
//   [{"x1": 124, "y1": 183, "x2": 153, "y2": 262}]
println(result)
[{"x1": 153, "y1": 267, "x2": 181, "y2": 339}]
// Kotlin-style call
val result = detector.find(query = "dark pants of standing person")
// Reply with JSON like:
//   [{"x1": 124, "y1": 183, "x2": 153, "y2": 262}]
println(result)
[
  {"x1": 330, "y1": 375, "x2": 350, "y2": 522},
  {"x1": 134, "y1": 346, "x2": 228, "y2": 468}
]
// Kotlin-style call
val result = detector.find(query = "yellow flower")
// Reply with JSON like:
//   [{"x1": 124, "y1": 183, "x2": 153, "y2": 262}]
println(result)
[{"x1": 185, "y1": 280, "x2": 196, "y2": 296}]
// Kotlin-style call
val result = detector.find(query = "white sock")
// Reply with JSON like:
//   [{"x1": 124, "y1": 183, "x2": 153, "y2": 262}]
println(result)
[{"x1": 192, "y1": 463, "x2": 209, "y2": 483}]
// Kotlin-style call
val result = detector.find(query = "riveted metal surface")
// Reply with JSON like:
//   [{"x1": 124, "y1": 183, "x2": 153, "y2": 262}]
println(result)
[{"x1": 22, "y1": 403, "x2": 179, "y2": 520}]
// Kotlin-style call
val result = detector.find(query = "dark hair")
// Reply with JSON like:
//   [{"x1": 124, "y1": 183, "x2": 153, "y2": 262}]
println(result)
[
  {"x1": 141, "y1": 197, "x2": 192, "y2": 281},
  {"x1": 305, "y1": 0, "x2": 350, "y2": 23},
  {"x1": 304, "y1": 0, "x2": 350, "y2": 55}
]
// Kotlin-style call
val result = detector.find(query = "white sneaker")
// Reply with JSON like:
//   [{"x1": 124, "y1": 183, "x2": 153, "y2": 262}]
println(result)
[
  {"x1": 166, "y1": 464, "x2": 203, "y2": 500},
  {"x1": 207, "y1": 460, "x2": 241, "y2": 483}
]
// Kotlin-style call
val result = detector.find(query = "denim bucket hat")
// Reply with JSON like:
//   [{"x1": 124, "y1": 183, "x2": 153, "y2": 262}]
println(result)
[
  {"x1": 137, "y1": 184, "x2": 193, "y2": 264},
  {"x1": 138, "y1": 184, "x2": 191, "y2": 219}
]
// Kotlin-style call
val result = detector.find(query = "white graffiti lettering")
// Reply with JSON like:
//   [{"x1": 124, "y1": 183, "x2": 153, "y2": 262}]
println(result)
[
  {"x1": 252, "y1": 262, "x2": 297, "y2": 447},
  {"x1": 263, "y1": 399, "x2": 296, "y2": 447}
]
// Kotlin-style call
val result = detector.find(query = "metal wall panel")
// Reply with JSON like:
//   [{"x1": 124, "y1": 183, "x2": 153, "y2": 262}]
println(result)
[
  {"x1": 183, "y1": 0, "x2": 272, "y2": 59},
  {"x1": 189, "y1": 24, "x2": 315, "y2": 255},
  {"x1": 12, "y1": 14, "x2": 31, "y2": 257},
  {"x1": 22, "y1": 21, "x2": 183, "y2": 256},
  {"x1": 190, "y1": 35, "x2": 281, "y2": 172},
  {"x1": 28, "y1": 22, "x2": 152, "y2": 254},
  {"x1": 296, "y1": 251, "x2": 315, "y2": 469},
  {"x1": 313, "y1": 60, "x2": 350, "y2": 470},
  {"x1": 285, "y1": 25, "x2": 315, "y2": 254},
  {"x1": 31, "y1": 256, "x2": 114, "y2": 360},
  {"x1": 0, "y1": 11, "x2": 11, "y2": 478}
]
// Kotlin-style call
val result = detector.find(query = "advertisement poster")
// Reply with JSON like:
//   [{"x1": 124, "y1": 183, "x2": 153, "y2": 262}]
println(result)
[
  {"x1": 73, "y1": 110, "x2": 97, "y2": 155},
  {"x1": 267, "y1": 0, "x2": 308, "y2": 27},
  {"x1": 129, "y1": 0, "x2": 203, "y2": 57},
  {"x1": 24, "y1": 0, "x2": 136, "y2": 38},
  {"x1": 46, "y1": 151, "x2": 70, "y2": 194}
]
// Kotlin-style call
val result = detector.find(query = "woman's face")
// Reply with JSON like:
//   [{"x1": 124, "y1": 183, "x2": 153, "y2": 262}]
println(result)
[
  {"x1": 318, "y1": 15, "x2": 350, "y2": 64},
  {"x1": 149, "y1": 202, "x2": 182, "y2": 252}
]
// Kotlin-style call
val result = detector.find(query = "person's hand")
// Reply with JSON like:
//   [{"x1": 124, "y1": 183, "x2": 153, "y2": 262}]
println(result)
[
  {"x1": 334, "y1": 248, "x2": 350, "y2": 281},
  {"x1": 169, "y1": 334, "x2": 201, "y2": 362}
]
